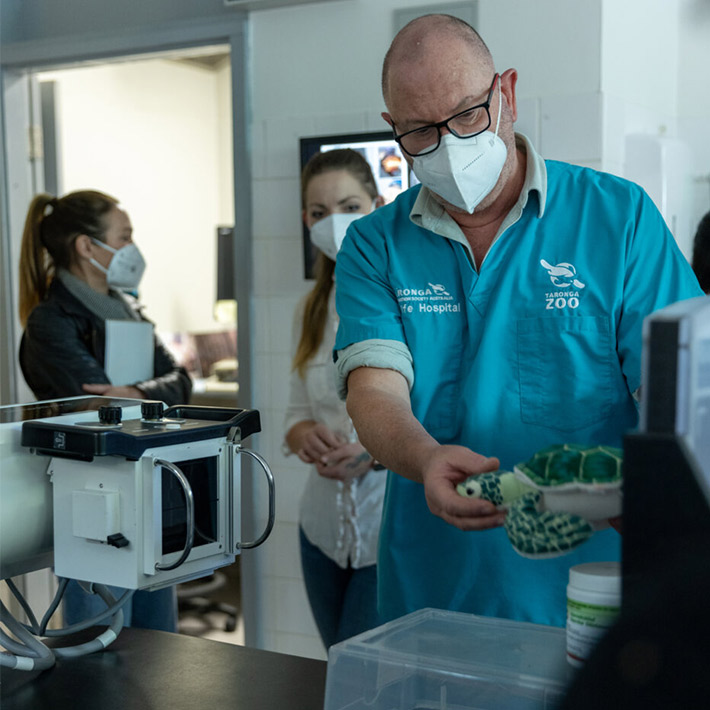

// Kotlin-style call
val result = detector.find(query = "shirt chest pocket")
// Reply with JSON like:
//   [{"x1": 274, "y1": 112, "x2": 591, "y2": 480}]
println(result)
[{"x1": 516, "y1": 316, "x2": 615, "y2": 432}]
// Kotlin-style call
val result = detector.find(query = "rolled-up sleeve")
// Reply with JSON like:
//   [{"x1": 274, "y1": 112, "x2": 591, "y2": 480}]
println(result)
[{"x1": 335, "y1": 338, "x2": 414, "y2": 399}]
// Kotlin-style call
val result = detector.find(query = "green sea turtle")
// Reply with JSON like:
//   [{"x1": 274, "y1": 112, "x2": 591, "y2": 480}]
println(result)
[{"x1": 456, "y1": 443, "x2": 623, "y2": 558}]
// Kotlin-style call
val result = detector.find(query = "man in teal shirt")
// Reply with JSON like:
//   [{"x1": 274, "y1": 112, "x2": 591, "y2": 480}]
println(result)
[{"x1": 333, "y1": 14, "x2": 702, "y2": 626}]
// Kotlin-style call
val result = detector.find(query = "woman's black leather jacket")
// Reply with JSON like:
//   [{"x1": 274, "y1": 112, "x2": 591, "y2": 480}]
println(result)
[{"x1": 19, "y1": 278, "x2": 192, "y2": 407}]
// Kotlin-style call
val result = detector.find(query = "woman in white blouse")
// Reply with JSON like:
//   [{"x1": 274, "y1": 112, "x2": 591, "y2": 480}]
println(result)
[{"x1": 284, "y1": 149, "x2": 385, "y2": 648}]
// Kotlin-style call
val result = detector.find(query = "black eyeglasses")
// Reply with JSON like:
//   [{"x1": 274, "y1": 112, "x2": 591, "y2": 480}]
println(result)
[{"x1": 392, "y1": 74, "x2": 500, "y2": 157}]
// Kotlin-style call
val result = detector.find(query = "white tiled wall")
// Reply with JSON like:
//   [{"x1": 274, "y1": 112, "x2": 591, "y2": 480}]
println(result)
[{"x1": 250, "y1": 104, "x2": 378, "y2": 659}]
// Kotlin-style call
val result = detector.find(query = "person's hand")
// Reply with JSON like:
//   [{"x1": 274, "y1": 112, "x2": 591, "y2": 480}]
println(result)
[
  {"x1": 296, "y1": 423, "x2": 345, "y2": 465},
  {"x1": 82, "y1": 383, "x2": 144, "y2": 399},
  {"x1": 315, "y1": 442, "x2": 375, "y2": 481},
  {"x1": 421, "y1": 445, "x2": 506, "y2": 531}
]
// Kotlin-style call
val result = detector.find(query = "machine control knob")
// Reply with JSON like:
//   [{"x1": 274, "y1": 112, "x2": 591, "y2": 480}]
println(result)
[
  {"x1": 141, "y1": 401, "x2": 165, "y2": 421},
  {"x1": 98, "y1": 405, "x2": 122, "y2": 425}
]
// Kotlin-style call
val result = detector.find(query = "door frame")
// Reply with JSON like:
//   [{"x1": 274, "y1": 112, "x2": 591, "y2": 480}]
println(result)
[{"x1": 0, "y1": 13, "x2": 263, "y2": 647}]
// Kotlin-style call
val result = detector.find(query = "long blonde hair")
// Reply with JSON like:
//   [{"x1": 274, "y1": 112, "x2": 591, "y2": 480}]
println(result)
[
  {"x1": 18, "y1": 190, "x2": 119, "y2": 325},
  {"x1": 293, "y1": 150, "x2": 378, "y2": 376}
]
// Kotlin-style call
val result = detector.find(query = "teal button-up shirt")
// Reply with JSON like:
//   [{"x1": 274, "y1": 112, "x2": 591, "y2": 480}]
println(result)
[{"x1": 334, "y1": 135, "x2": 703, "y2": 626}]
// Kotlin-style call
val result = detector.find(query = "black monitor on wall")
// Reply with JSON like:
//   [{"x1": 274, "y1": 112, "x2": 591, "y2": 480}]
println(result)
[{"x1": 299, "y1": 131, "x2": 415, "y2": 279}]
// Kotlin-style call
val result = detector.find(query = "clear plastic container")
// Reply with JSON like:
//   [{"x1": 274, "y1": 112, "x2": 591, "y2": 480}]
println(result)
[{"x1": 324, "y1": 608, "x2": 573, "y2": 710}]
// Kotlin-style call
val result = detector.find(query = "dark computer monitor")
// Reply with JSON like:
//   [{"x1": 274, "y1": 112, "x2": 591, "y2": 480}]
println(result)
[
  {"x1": 623, "y1": 295, "x2": 710, "y2": 600},
  {"x1": 561, "y1": 295, "x2": 710, "y2": 708},
  {"x1": 639, "y1": 295, "x2": 710, "y2": 481}
]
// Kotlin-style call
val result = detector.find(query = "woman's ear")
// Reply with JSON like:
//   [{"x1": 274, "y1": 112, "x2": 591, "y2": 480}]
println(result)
[{"x1": 73, "y1": 234, "x2": 93, "y2": 260}]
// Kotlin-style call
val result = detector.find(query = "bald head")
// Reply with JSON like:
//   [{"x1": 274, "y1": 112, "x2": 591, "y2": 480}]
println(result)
[{"x1": 382, "y1": 14, "x2": 493, "y2": 107}]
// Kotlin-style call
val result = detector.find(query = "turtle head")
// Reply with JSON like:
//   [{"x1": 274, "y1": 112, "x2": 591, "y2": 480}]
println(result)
[
  {"x1": 456, "y1": 478, "x2": 484, "y2": 499},
  {"x1": 456, "y1": 471, "x2": 533, "y2": 507}
]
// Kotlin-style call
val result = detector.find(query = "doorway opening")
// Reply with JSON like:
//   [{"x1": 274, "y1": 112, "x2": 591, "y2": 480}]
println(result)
[
  {"x1": 35, "y1": 46, "x2": 239, "y2": 407},
  {"x1": 8, "y1": 45, "x2": 245, "y2": 644}
]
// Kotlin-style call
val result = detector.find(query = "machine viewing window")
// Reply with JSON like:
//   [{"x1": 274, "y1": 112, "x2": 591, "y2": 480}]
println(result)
[{"x1": 161, "y1": 456, "x2": 219, "y2": 554}]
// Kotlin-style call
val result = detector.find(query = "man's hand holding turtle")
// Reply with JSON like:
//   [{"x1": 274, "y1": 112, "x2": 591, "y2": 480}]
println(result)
[{"x1": 421, "y1": 445, "x2": 505, "y2": 531}]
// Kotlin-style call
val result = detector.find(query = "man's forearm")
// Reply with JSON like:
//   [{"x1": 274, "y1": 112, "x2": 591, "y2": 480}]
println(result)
[{"x1": 345, "y1": 367, "x2": 438, "y2": 482}]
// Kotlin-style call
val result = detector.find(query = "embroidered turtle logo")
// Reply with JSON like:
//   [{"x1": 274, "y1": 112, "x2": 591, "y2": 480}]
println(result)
[
  {"x1": 428, "y1": 283, "x2": 450, "y2": 296},
  {"x1": 540, "y1": 260, "x2": 586, "y2": 289}
]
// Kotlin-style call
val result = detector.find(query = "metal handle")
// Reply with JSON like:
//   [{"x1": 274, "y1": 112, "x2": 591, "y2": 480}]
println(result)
[
  {"x1": 236, "y1": 447, "x2": 275, "y2": 549},
  {"x1": 153, "y1": 459, "x2": 195, "y2": 571}
]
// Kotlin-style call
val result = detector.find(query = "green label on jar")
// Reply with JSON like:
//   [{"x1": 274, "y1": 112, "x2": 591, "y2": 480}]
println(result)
[{"x1": 567, "y1": 598, "x2": 620, "y2": 628}]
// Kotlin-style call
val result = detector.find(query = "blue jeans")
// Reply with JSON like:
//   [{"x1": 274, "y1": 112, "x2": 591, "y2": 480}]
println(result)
[
  {"x1": 299, "y1": 527, "x2": 381, "y2": 649},
  {"x1": 62, "y1": 579, "x2": 178, "y2": 632}
]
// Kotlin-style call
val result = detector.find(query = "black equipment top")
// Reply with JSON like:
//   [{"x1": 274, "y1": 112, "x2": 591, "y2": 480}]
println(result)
[{"x1": 21, "y1": 405, "x2": 261, "y2": 461}]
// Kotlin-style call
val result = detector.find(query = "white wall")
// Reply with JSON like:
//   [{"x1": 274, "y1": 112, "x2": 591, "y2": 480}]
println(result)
[
  {"x1": 42, "y1": 56, "x2": 233, "y2": 334},
  {"x1": 601, "y1": 0, "x2": 693, "y2": 257},
  {"x1": 677, "y1": 0, "x2": 710, "y2": 240}
]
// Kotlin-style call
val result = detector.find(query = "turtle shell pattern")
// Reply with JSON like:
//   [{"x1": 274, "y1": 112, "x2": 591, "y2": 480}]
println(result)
[{"x1": 516, "y1": 443, "x2": 623, "y2": 488}]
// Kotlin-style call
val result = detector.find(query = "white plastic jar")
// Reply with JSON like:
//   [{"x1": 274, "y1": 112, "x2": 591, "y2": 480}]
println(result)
[{"x1": 566, "y1": 561, "x2": 621, "y2": 668}]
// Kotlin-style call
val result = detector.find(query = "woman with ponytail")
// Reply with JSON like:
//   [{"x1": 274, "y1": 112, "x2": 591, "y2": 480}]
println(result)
[
  {"x1": 17, "y1": 189, "x2": 191, "y2": 632},
  {"x1": 18, "y1": 190, "x2": 191, "y2": 404},
  {"x1": 283, "y1": 150, "x2": 386, "y2": 649}
]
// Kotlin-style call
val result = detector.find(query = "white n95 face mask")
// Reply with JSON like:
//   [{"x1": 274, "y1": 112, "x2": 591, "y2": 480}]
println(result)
[
  {"x1": 412, "y1": 81, "x2": 507, "y2": 214},
  {"x1": 90, "y1": 240, "x2": 147, "y2": 289},
  {"x1": 309, "y1": 213, "x2": 363, "y2": 261}
]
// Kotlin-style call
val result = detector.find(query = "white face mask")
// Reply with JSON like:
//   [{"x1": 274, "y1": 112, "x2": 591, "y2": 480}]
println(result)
[
  {"x1": 90, "y1": 240, "x2": 146, "y2": 289},
  {"x1": 411, "y1": 81, "x2": 507, "y2": 214},
  {"x1": 309, "y1": 213, "x2": 364, "y2": 261}
]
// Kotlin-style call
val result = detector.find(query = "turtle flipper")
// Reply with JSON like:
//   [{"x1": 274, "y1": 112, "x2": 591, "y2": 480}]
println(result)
[{"x1": 504, "y1": 492, "x2": 594, "y2": 559}]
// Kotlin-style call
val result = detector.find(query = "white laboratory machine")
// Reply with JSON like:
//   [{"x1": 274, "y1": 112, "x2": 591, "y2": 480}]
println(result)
[{"x1": 0, "y1": 397, "x2": 274, "y2": 671}]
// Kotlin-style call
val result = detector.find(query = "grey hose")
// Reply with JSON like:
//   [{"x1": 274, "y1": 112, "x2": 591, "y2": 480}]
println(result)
[
  {"x1": 1, "y1": 628, "x2": 42, "y2": 657},
  {"x1": 15, "y1": 576, "x2": 69, "y2": 636},
  {"x1": 43, "y1": 585, "x2": 134, "y2": 637},
  {"x1": 0, "y1": 586, "x2": 128, "y2": 670},
  {"x1": 0, "y1": 601, "x2": 55, "y2": 671},
  {"x1": 52, "y1": 584, "x2": 124, "y2": 659},
  {"x1": 6, "y1": 578, "x2": 40, "y2": 634},
  {"x1": 38, "y1": 577, "x2": 69, "y2": 635}
]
